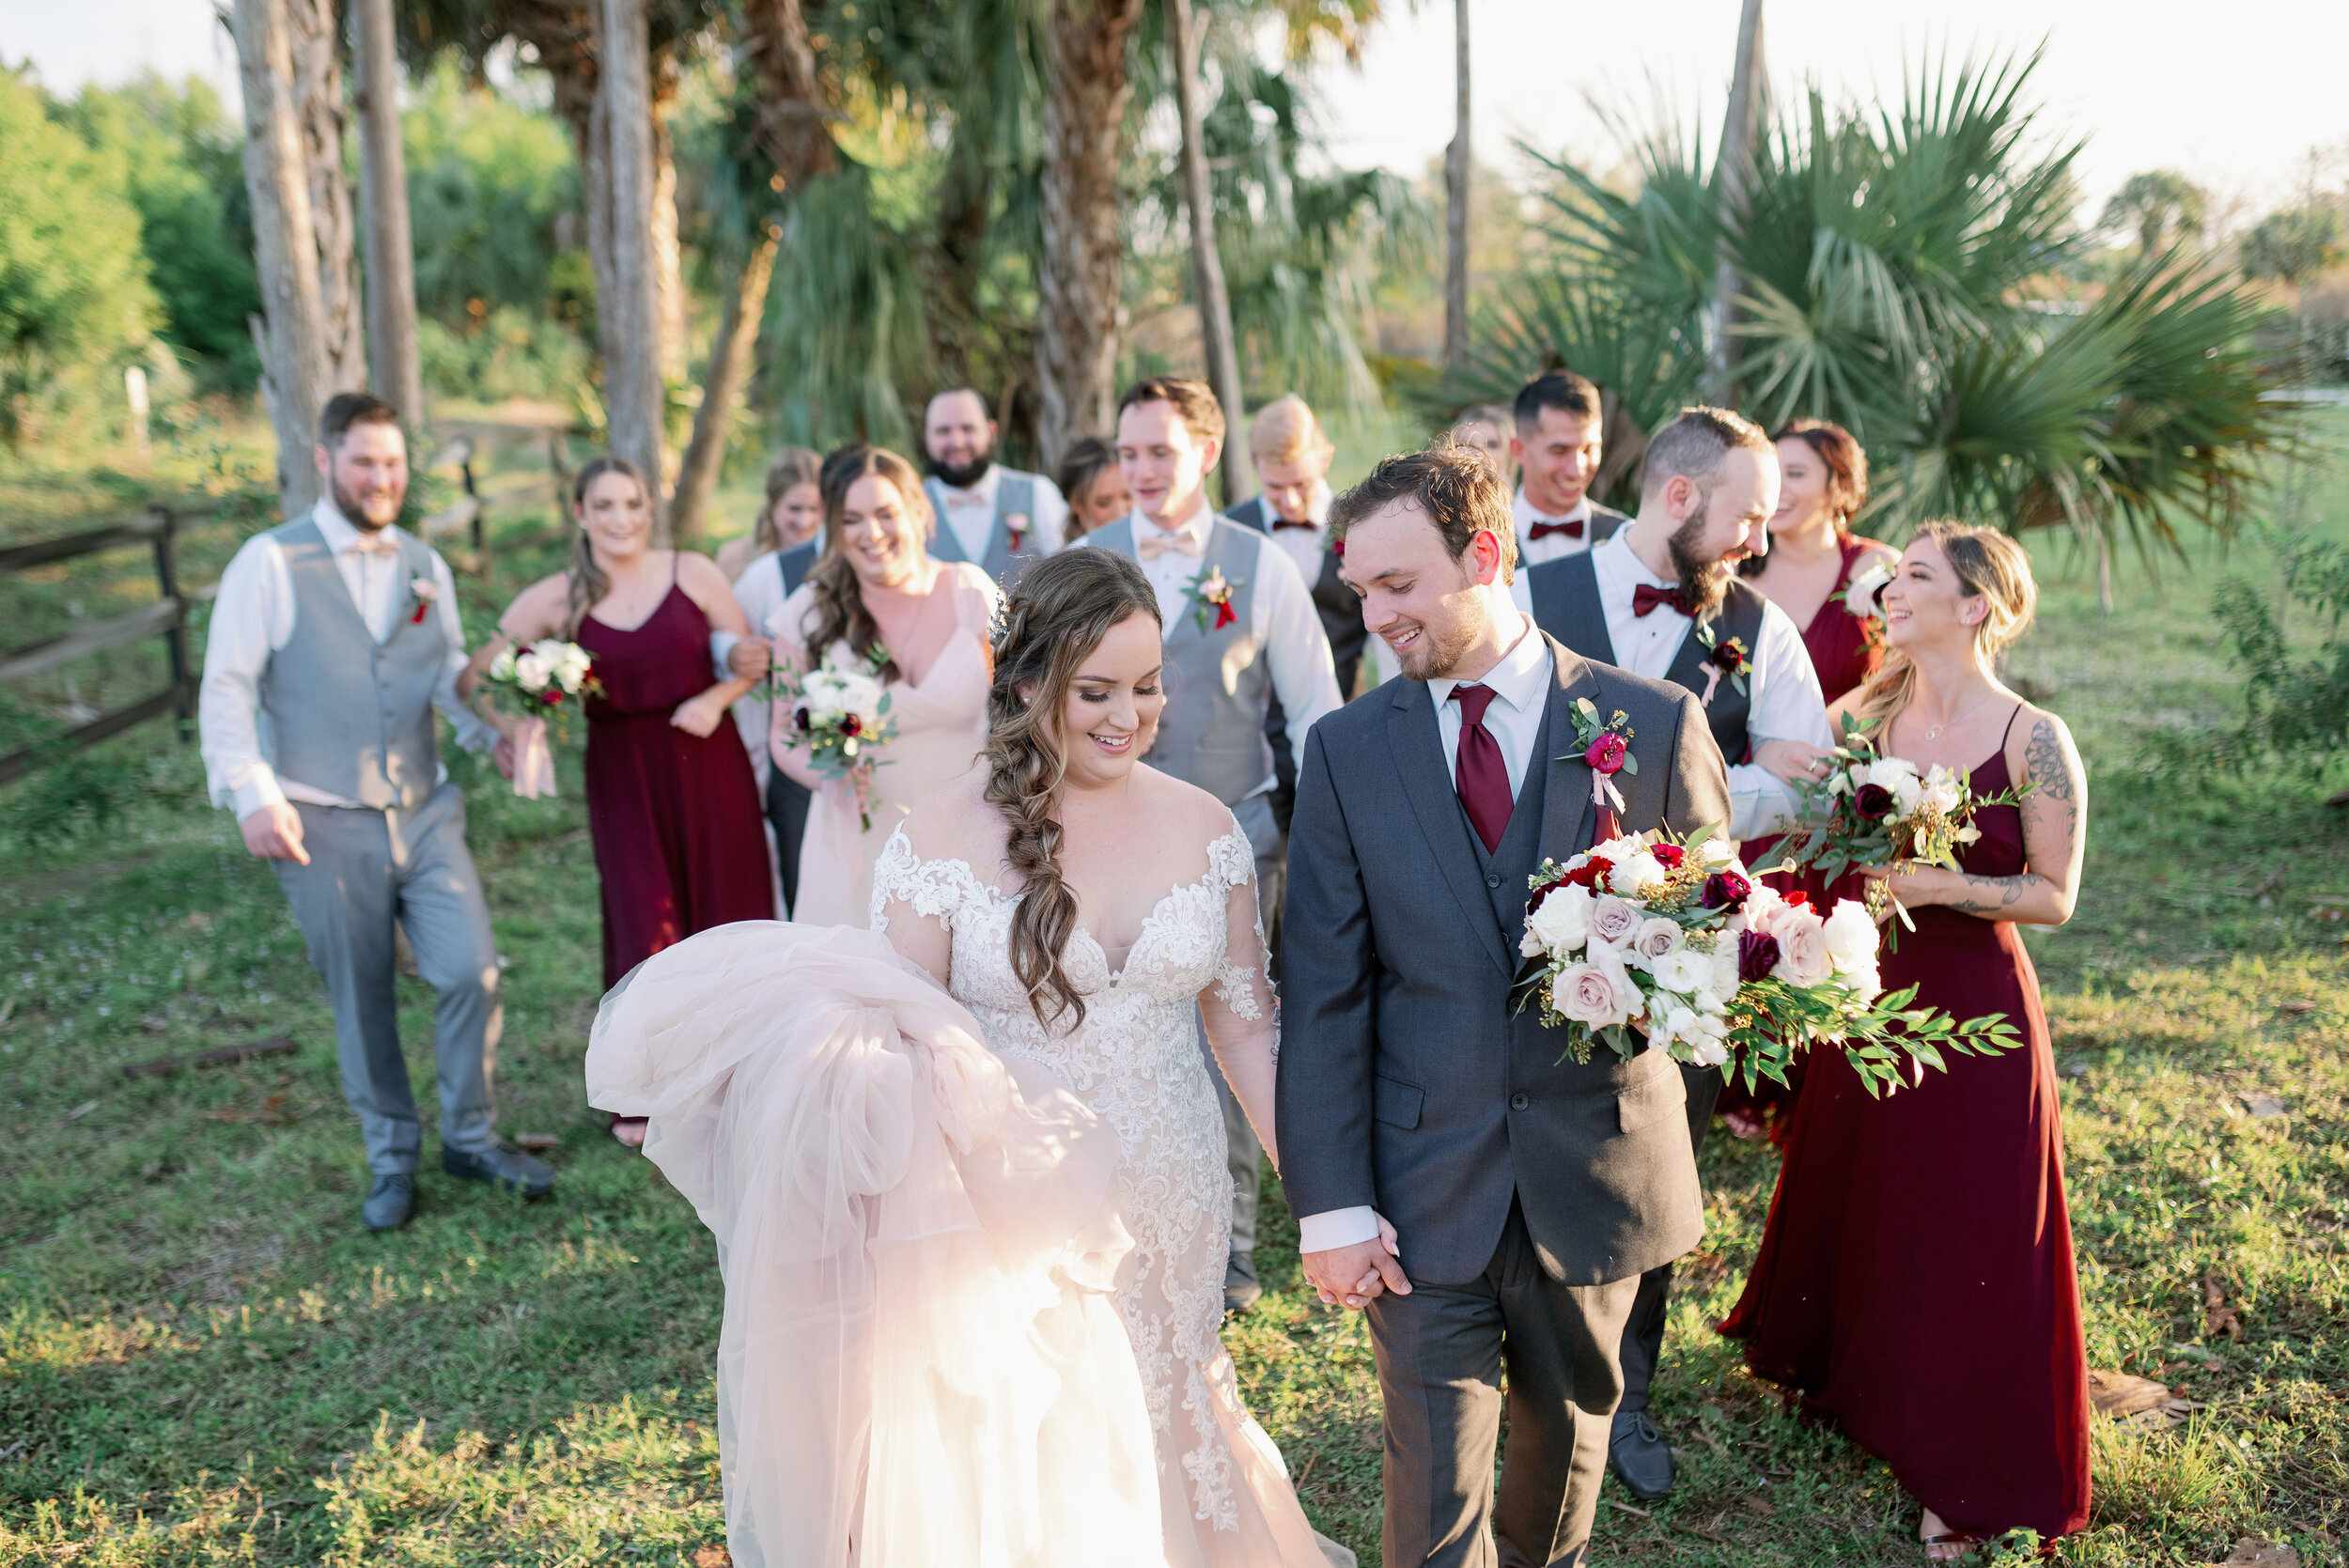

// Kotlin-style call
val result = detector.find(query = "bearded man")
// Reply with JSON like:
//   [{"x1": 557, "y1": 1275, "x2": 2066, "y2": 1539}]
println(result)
[{"x1": 920, "y1": 387, "x2": 1068, "y2": 585}]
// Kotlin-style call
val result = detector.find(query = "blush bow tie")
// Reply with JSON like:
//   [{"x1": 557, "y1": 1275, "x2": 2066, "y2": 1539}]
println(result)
[
  {"x1": 1525, "y1": 518, "x2": 1584, "y2": 541},
  {"x1": 1136, "y1": 528, "x2": 1204, "y2": 561},
  {"x1": 1632, "y1": 582, "x2": 1699, "y2": 619}
]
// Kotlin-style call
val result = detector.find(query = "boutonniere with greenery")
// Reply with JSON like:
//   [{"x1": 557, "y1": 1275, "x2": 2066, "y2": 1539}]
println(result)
[
  {"x1": 1003, "y1": 512, "x2": 1031, "y2": 553},
  {"x1": 1694, "y1": 622, "x2": 1752, "y2": 706},
  {"x1": 1185, "y1": 563, "x2": 1241, "y2": 632},
  {"x1": 1563, "y1": 696, "x2": 1636, "y2": 835},
  {"x1": 408, "y1": 575, "x2": 438, "y2": 626}
]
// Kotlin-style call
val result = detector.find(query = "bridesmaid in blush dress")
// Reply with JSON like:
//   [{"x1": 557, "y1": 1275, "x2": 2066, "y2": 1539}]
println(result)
[
  {"x1": 770, "y1": 444, "x2": 999, "y2": 927},
  {"x1": 471, "y1": 456, "x2": 775, "y2": 1144},
  {"x1": 1723, "y1": 418, "x2": 1900, "y2": 1141},
  {"x1": 1719, "y1": 522, "x2": 2092, "y2": 1559}
]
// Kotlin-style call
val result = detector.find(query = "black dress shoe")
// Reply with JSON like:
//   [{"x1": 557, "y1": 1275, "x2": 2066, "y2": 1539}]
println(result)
[
  {"x1": 1609, "y1": 1409, "x2": 1675, "y2": 1499},
  {"x1": 443, "y1": 1141, "x2": 555, "y2": 1197},
  {"x1": 1223, "y1": 1251, "x2": 1264, "y2": 1313},
  {"x1": 363, "y1": 1173, "x2": 415, "y2": 1231}
]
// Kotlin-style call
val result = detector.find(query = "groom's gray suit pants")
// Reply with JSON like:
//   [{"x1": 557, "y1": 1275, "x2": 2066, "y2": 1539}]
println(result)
[
  {"x1": 272, "y1": 782, "x2": 503, "y2": 1175},
  {"x1": 1194, "y1": 790, "x2": 1283, "y2": 1262},
  {"x1": 1366, "y1": 1198, "x2": 1641, "y2": 1568}
]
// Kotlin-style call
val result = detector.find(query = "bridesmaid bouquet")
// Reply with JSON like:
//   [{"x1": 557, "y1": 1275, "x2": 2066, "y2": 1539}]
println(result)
[
  {"x1": 1511, "y1": 826, "x2": 2021, "y2": 1097},
  {"x1": 774, "y1": 645, "x2": 896, "y2": 831},
  {"x1": 481, "y1": 639, "x2": 601, "y2": 731},
  {"x1": 1777, "y1": 714, "x2": 2032, "y2": 929}
]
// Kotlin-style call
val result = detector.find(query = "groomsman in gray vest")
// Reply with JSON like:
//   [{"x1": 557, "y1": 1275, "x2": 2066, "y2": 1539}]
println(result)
[
  {"x1": 199, "y1": 394, "x2": 552, "y2": 1232},
  {"x1": 1089, "y1": 375, "x2": 1345, "y2": 1312},
  {"x1": 1522, "y1": 406, "x2": 1832, "y2": 1499},
  {"x1": 922, "y1": 387, "x2": 1068, "y2": 586}
]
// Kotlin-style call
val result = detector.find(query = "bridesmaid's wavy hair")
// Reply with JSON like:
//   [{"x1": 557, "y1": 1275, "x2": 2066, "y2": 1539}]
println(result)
[
  {"x1": 1849, "y1": 521, "x2": 2037, "y2": 728},
  {"x1": 800, "y1": 444, "x2": 932, "y2": 682},
  {"x1": 984, "y1": 548, "x2": 1161, "y2": 1031},
  {"x1": 565, "y1": 456, "x2": 652, "y2": 637}
]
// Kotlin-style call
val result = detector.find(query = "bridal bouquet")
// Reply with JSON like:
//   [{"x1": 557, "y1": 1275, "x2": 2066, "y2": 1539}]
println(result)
[
  {"x1": 481, "y1": 639, "x2": 601, "y2": 731},
  {"x1": 1511, "y1": 827, "x2": 2021, "y2": 1097},
  {"x1": 775, "y1": 645, "x2": 896, "y2": 831},
  {"x1": 1777, "y1": 714, "x2": 2031, "y2": 929}
]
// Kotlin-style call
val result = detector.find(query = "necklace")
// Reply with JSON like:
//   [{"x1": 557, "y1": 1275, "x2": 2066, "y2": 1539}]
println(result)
[{"x1": 1911, "y1": 688, "x2": 1993, "y2": 743}]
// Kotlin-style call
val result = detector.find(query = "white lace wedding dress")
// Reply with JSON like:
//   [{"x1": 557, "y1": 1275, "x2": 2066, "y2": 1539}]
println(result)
[{"x1": 585, "y1": 815, "x2": 1343, "y2": 1568}]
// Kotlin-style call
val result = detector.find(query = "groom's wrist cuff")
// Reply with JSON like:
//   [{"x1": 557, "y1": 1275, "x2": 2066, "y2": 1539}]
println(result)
[{"x1": 1298, "y1": 1205, "x2": 1379, "y2": 1253}]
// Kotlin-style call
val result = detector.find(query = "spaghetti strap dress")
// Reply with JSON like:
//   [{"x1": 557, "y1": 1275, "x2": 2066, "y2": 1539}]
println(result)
[
  {"x1": 578, "y1": 558, "x2": 776, "y2": 986},
  {"x1": 1719, "y1": 711, "x2": 2092, "y2": 1540}
]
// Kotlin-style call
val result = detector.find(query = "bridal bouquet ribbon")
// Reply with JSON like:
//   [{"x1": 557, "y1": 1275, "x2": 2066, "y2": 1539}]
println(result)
[
  {"x1": 1565, "y1": 697, "x2": 1633, "y2": 841},
  {"x1": 481, "y1": 638, "x2": 601, "y2": 793},
  {"x1": 1510, "y1": 825, "x2": 2023, "y2": 1097},
  {"x1": 1777, "y1": 713, "x2": 2033, "y2": 936},
  {"x1": 509, "y1": 716, "x2": 556, "y2": 800},
  {"x1": 775, "y1": 644, "x2": 897, "y2": 831},
  {"x1": 1844, "y1": 562, "x2": 1893, "y2": 649}
]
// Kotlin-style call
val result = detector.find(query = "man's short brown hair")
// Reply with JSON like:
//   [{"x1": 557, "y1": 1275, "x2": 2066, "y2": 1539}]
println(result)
[
  {"x1": 1116, "y1": 375, "x2": 1226, "y2": 446},
  {"x1": 319, "y1": 392, "x2": 402, "y2": 451},
  {"x1": 1329, "y1": 442, "x2": 1518, "y2": 583},
  {"x1": 1639, "y1": 406, "x2": 1771, "y2": 504}
]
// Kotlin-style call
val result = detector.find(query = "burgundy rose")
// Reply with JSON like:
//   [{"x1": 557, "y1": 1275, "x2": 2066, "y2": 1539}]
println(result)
[
  {"x1": 1710, "y1": 636, "x2": 1750, "y2": 673},
  {"x1": 793, "y1": 706, "x2": 813, "y2": 732},
  {"x1": 1737, "y1": 929, "x2": 1782, "y2": 984},
  {"x1": 539, "y1": 688, "x2": 564, "y2": 706},
  {"x1": 1652, "y1": 843, "x2": 1687, "y2": 870},
  {"x1": 1585, "y1": 732, "x2": 1627, "y2": 774},
  {"x1": 1854, "y1": 783, "x2": 1896, "y2": 820},
  {"x1": 1701, "y1": 867, "x2": 1752, "y2": 909},
  {"x1": 841, "y1": 714, "x2": 863, "y2": 738},
  {"x1": 1562, "y1": 858, "x2": 1612, "y2": 892}
]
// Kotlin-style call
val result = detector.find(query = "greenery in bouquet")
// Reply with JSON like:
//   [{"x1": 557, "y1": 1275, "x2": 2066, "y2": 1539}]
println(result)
[
  {"x1": 774, "y1": 644, "x2": 897, "y2": 831},
  {"x1": 1777, "y1": 713, "x2": 2032, "y2": 930},
  {"x1": 480, "y1": 638, "x2": 601, "y2": 740},
  {"x1": 1510, "y1": 826, "x2": 2022, "y2": 1098}
]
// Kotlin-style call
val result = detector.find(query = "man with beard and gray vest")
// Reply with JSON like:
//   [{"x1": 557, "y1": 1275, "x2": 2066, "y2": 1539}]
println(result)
[
  {"x1": 1522, "y1": 405, "x2": 1833, "y2": 1499},
  {"x1": 921, "y1": 387, "x2": 1068, "y2": 587},
  {"x1": 1087, "y1": 375, "x2": 1345, "y2": 1312},
  {"x1": 200, "y1": 393, "x2": 552, "y2": 1232}
]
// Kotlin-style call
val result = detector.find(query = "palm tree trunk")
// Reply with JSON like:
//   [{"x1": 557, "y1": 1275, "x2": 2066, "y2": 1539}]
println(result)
[
  {"x1": 1035, "y1": 0, "x2": 1148, "y2": 473},
  {"x1": 1442, "y1": 0, "x2": 1470, "y2": 373},
  {"x1": 230, "y1": 0, "x2": 335, "y2": 516},
  {"x1": 1166, "y1": 0, "x2": 1250, "y2": 505},
  {"x1": 288, "y1": 0, "x2": 366, "y2": 396},
  {"x1": 668, "y1": 228, "x2": 780, "y2": 547},
  {"x1": 650, "y1": 54, "x2": 689, "y2": 392},
  {"x1": 351, "y1": 0, "x2": 424, "y2": 423},
  {"x1": 598, "y1": 0, "x2": 668, "y2": 535},
  {"x1": 1704, "y1": 0, "x2": 1765, "y2": 406}
]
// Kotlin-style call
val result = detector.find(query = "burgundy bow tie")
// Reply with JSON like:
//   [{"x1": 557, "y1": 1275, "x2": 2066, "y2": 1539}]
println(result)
[
  {"x1": 1526, "y1": 518, "x2": 1584, "y2": 542},
  {"x1": 1271, "y1": 517, "x2": 1319, "y2": 532},
  {"x1": 1632, "y1": 582, "x2": 1698, "y2": 619}
]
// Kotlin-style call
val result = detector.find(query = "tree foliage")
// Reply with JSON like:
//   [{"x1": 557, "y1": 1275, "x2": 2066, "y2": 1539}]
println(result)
[
  {"x1": 2099, "y1": 169, "x2": 2208, "y2": 256},
  {"x1": 2207, "y1": 531, "x2": 2349, "y2": 774},
  {"x1": 2241, "y1": 206, "x2": 2346, "y2": 287}
]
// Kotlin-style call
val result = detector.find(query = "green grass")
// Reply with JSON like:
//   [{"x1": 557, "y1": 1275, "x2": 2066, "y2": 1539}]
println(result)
[{"x1": 4, "y1": 414, "x2": 2348, "y2": 1565}]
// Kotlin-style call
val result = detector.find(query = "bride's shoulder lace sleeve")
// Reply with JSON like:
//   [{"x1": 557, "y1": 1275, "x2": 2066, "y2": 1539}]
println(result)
[
  {"x1": 870, "y1": 828, "x2": 985, "y2": 986},
  {"x1": 1199, "y1": 813, "x2": 1284, "y2": 1165}
]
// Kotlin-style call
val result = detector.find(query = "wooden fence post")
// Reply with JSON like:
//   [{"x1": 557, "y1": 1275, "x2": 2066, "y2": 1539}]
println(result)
[{"x1": 150, "y1": 506, "x2": 193, "y2": 740}]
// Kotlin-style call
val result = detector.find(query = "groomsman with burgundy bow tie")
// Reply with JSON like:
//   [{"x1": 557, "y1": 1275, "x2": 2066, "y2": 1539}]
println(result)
[
  {"x1": 1509, "y1": 371, "x2": 1629, "y2": 569},
  {"x1": 1522, "y1": 405, "x2": 1833, "y2": 1502},
  {"x1": 1088, "y1": 375, "x2": 1345, "y2": 1312},
  {"x1": 921, "y1": 387, "x2": 1068, "y2": 585}
]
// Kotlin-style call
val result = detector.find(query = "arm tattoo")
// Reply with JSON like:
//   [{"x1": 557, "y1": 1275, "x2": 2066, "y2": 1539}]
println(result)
[
  {"x1": 1942, "y1": 872, "x2": 2041, "y2": 915},
  {"x1": 2025, "y1": 718, "x2": 2077, "y2": 804}
]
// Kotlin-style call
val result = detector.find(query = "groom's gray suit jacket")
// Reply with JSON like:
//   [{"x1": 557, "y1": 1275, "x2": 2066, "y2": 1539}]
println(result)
[{"x1": 1278, "y1": 632, "x2": 1734, "y2": 1288}]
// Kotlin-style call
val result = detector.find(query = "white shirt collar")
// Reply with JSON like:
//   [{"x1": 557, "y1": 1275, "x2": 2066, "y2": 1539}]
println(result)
[
  {"x1": 1514, "y1": 485, "x2": 1593, "y2": 527},
  {"x1": 312, "y1": 494, "x2": 402, "y2": 555},
  {"x1": 935, "y1": 464, "x2": 1002, "y2": 509},
  {"x1": 1136, "y1": 489, "x2": 1217, "y2": 549},
  {"x1": 1430, "y1": 604, "x2": 1550, "y2": 714},
  {"x1": 1591, "y1": 528, "x2": 1672, "y2": 595}
]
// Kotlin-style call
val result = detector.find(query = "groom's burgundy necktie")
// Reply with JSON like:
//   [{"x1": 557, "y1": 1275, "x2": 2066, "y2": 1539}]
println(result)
[{"x1": 1448, "y1": 684, "x2": 1514, "y2": 854}]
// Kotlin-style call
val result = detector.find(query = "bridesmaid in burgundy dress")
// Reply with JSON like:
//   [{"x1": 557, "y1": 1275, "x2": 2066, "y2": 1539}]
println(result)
[
  {"x1": 1723, "y1": 418, "x2": 1900, "y2": 1140},
  {"x1": 1720, "y1": 523, "x2": 2092, "y2": 1558},
  {"x1": 472, "y1": 457, "x2": 775, "y2": 1143}
]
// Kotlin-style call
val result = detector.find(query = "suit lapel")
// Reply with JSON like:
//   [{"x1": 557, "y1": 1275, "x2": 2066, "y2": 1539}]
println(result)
[
  {"x1": 1537, "y1": 633, "x2": 1605, "y2": 864},
  {"x1": 1386, "y1": 683, "x2": 1512, "y2": 975}
]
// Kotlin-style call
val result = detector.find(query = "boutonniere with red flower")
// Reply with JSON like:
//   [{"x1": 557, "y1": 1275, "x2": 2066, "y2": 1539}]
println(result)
[
  {"x1": 1003, "y1": 512, "x2": 1032, "y2": 554},
  {"x1": 1562, "y1": 696, "x2": 1636, "y2": 838},
  {"x1": 1695, "y1": 625, "x2": 1752, "y2": 707},
  {"x1": 1185, "y1": 563, "x2": 1241, "y2": 632},
  {"x1": 408, "y1": 576, "x2": 438, "y2": 626}
]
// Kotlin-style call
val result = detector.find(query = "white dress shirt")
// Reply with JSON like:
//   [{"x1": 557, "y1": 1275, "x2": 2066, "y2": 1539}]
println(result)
[
  {"x1": 1513, "y1": 487, "x2": 1596, "y2": 569},
  {"x1": 1298, "y1": 598, "x2": 1548, "y2": 1258},
  {"x1": 199, "y1": 497, "x2": 493, "y2": 817},
  {"x1": 731, "y1": 548, "x2": 800, "y2": 789},
  {"x1": 1584, "y1": 532, "x2": 1829, "y2": 839},
  {"x1": 933, "y1": 463, "x2": 1069, "y2": 564},
  {"x1": 1258, "y1": 480, "x2": 1333, "y2": 588},
  {"x1": 1105, "y1": 494, "x2": 1345, "y2": 796}
]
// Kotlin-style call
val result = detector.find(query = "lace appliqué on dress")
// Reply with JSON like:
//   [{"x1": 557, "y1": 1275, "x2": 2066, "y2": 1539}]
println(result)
[{"x1": 868, "y1": 827, "x2": 985, "y2": 934}]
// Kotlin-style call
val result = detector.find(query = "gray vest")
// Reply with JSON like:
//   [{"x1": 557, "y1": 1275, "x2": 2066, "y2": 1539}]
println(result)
[
  {"x1": 925, "y1": 468, "x2": 1044, "y2": 586},
  {"x1": 1092, "y1": 517, "x2": 1275, "y2": 806},
  {"x1": 256, "y1": 517, "x2": 448, "y2": 811}
]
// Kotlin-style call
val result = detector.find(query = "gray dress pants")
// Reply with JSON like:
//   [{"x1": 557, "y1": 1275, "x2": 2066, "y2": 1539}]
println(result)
[
  {"x1": 272, "y1": 782, "x2": 503, "y2": 1174},
  {"x1": 1366, "y1": 1199, "x2": 1641, "y2": 1568},
  {"x1": 1194, "y1": 789, "x2": 1283, "y2": 1262}
]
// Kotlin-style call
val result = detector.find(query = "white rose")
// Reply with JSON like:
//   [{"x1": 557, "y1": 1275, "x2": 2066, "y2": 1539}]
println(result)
[
  {"x1": 1629, "y1": 917, "x2": 1684, "y2": 970},
  {"x1": 513, "y1": 650, "x2": 552, "y2": 690},
  {"x1": 1525, "y1": 883, "x2": 1592, "y2": 955},
  {"x1": 1771, "y1": 908, "x2": 1837, "y2": 988},
  {"x1": 1589, "y1": 894, "x2": 1644, "y2": 949},
  {"x1": 1687, "y1": 1034, "x2": 1732, "y2": 1068},
  {"x1": 1705, "y1": 932, "x2": 1743, "y2": 1005},
  {"x1": 1839, "y1": 959, "x2": 1883, "y2": 1004},
  {"x1": 488, "y1": 647, "x2": 517, "y2": 681},
  {"x1": 1699, "y1": 834, "x2": 1737, "y2": 866},
  {"x1": 1866, "y1": 757, "x2": 1923, "y2": 817},
  {"x1": 1651, "y1": 946, "x2": 1711, "y2": 995},
  {"x1": 1610, "y1": 851, "x2": 1667, "y2": 897},
  {"x1": 1821, "y1": 899, "x2": 1880, "y2": 973},
  {"x1": 1919, "y1": 765, "x2": 1963, "y2": 816}
]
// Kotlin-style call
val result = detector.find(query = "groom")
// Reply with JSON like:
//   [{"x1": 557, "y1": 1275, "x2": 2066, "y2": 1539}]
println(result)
[{"x1": 1279, "y1": 444, "x2": 1732, "y2": 1566}]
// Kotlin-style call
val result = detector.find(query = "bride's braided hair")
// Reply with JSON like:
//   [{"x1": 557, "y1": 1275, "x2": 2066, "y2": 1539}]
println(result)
[{"x1": 984, "y1": 548, "x2": 1161, "y2": 1030}]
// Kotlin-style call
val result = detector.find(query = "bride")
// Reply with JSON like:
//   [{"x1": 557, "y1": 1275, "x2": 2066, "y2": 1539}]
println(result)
[{"x1": 586, "y1": 548, "x2": 1358, "y2": 1567}]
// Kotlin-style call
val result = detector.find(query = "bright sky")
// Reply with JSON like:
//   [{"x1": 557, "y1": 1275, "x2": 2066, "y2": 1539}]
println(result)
[{"x1": 8, "y1": 0, "x2": 2346, "y2": 220}]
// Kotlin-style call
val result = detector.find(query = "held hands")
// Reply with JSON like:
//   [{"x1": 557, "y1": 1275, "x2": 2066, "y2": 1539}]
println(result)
[
  {"x1": 238, "y1": 802, "x2": 309, "y2": 865},
  {"x1": 671, "y1": 691, "x2": 730, "y2": 738},
  {"x1": 726, "y1": 637, "x2": 772, "y2": 682},
  {"x1": 1753, "y1": 737, "x2": 1835, "y2": 787},
  {"x1": 1301, "y1": 1213, "x2": 1408, "y2": 1312}
]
